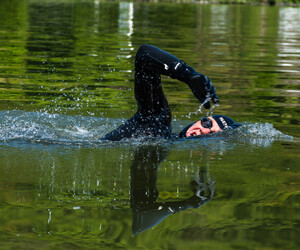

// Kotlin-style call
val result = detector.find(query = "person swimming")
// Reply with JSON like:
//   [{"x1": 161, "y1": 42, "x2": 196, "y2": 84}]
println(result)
[{"x1": 103, "y1": 44, "x2": 240, "y2": 141}]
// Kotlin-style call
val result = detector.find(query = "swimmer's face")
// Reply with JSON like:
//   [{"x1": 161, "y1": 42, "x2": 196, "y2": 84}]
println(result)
[{"x1": 186, "y1": 117, "x2": 222, "y2": 137}]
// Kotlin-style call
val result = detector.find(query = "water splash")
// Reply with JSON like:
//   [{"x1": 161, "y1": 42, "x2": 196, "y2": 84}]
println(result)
[
  {"x1": 222, "y1": 122, "x2": 293, "y2": 147},
  {"x1": 0, "y1": 110, "x2": 116, "y2": 145},
  {"x1": 186, "y1": 97, "x2": 219, "y2": 119},
  {"x1": 0, "y1": 111, "x2": 293, "y2": 148}
]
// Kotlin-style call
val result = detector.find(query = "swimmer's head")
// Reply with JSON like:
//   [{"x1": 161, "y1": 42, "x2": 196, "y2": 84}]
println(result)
[{"x1": 182, "y1": 115, "x2": 241, "y2": 137}]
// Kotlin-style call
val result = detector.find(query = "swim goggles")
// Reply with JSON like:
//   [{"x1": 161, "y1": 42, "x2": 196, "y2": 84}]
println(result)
[{"x1": 201, "y1": 117, "x2": 213, "y2": 133}]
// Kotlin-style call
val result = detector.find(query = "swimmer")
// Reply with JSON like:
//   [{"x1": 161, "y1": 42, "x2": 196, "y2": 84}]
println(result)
[{"x1": 103, "y1": 44, "x2": 240, "y2": 141}]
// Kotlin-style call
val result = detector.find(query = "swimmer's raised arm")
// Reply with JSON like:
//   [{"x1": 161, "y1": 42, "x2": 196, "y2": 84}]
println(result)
[
  {"x1": 135, "y1": 44, "x2": 218, "y2": 109},
  {"x1": 102, "y1": 45, "x2": 240, "y2": 141}
]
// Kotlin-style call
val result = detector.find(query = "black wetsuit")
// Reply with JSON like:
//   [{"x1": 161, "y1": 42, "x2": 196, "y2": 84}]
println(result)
[{"x1": 103, "y1": 45, "x2": 218, "y2": 141}]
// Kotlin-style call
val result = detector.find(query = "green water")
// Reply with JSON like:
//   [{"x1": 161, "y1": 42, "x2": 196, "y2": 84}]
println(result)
[{"x1": 0, "y1": 0, "x2": 300, "y2": 249}]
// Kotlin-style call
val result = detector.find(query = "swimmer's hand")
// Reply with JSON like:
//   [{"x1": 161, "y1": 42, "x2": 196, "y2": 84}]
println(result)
[{"x1": 189, "y1": 74, "x2": 219, "y2": 109}]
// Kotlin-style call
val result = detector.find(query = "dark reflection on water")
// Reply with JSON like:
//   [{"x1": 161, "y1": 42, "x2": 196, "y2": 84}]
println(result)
[
  {"x1": 130, "y1": 145, "x2": 214, "y2": 235},
  {"x1": 0, "y1": 0, "x2": 300, "y2": 249}
]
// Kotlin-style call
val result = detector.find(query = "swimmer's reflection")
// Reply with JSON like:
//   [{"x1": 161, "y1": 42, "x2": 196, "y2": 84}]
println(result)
[{"x1": 130, "y1": 145, "x2": 214, "y2": 235}]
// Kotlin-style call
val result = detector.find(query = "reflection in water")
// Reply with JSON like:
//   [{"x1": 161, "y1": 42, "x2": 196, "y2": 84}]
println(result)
[
  {"x1": 130, "y1": 145, "x2": 214, "y2": 235},
  {"x1": 278, "y1": 7, "x2": 300, "y2": 80},
  {"x1": 119, "y1": 2, "x2": 134, "y2": 50}
]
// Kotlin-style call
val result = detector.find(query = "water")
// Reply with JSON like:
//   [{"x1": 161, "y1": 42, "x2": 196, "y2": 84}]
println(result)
[{"x1": 0, "y1": 0, "x2": 300, "y2": 249}]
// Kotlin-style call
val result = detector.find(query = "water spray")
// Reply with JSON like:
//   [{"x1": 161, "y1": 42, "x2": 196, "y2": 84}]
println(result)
[{"x1": 187, "y1": 95, "x2": 219, "y2": 118}]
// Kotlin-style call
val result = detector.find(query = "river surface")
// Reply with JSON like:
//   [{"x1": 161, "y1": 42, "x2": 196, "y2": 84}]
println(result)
[{"x1": 0, "y1": 0, "x2": 300, "y2": 249}]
